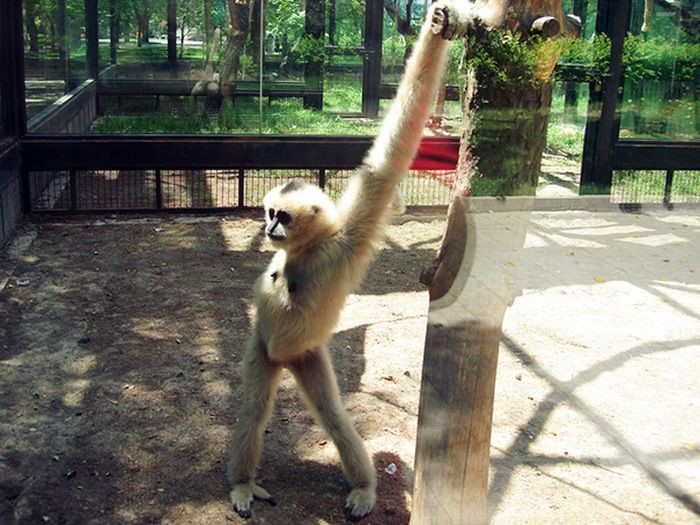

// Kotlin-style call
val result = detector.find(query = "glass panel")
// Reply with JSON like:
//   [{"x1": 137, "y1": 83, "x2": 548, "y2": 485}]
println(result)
[
  {"x1": 25, "y1": 0, "x2": 89, "y2": 129},
  {"x1": 619, "y1": 0, "x2": 699, "y2": 141},
  {"x1": 86, "y1": 0, "x2": 463, "y2": 135}
]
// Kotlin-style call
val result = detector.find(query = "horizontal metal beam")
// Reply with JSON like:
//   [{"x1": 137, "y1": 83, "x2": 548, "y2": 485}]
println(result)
[
  {"x1": 613, "y1": 141, "x2": 700, "y2": 171},
  {"x1": 21, "y1": 135, "x2": 462, "y2": 171}
]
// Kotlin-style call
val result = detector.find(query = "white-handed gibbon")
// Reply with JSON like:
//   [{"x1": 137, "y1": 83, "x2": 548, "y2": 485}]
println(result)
[{"x1": 228, "y1": 3, "x2": 452, "y2": 521}]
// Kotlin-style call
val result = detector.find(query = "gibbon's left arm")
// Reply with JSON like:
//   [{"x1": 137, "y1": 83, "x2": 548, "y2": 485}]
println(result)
[{"x1": 336, "y1": 4, "x2": 452, "y2": 264}]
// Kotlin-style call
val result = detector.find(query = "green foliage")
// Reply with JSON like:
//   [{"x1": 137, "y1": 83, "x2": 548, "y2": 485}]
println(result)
[
  {"x1": 623, "y1": 34, "x2": 699, "y2": 83},
  {"x1": 467, "y1": 30, "x2": 566, "y2": 90},
  {"x1": 557, "y1": 33, "x2": 611, "y2": 81},
  {"x1": 92, "y1": 113, "x2": 211, "y2": 133},
  {"x1": 558, "y1": 33, "x2": 700, "y2": 84},
  {"x1": 297, "y1": 34, "x2": 327, "y2": 63}
]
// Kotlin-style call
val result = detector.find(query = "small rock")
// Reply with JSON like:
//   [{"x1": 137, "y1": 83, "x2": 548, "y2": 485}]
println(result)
[
  {"x1": 384, "y1": 463, "x2": 398, "y2": 475},
  {"x1": 515, "y1": 373, "x2": 522, "y2": 381},
  {"x1": 65, "y1": 470, "x2": 76, "y2": 479}
]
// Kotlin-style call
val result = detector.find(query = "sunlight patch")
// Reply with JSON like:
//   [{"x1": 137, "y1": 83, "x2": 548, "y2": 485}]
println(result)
[{"x1": 619, "y1": 233, "x2": 688, "y2": 247}]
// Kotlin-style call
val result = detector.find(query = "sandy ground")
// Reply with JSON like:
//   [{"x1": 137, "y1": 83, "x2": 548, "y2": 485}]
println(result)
[{"x1": 1, "y1": 207, "x2": 699, "y2": 524}]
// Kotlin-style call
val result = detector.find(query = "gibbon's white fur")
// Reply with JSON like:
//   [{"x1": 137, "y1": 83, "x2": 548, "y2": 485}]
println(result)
[{"x1": 228, "y1": 5, "x2": 450, "y2": 521}]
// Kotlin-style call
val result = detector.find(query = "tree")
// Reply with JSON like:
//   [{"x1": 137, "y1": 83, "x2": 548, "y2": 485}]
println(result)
[
  {"x1": 464, "y1": 3, "x2": 580, "y2": 193},
  {"x1": 132, "y1": 0, "x2": 153, "y2": 46},
  {"x1": 25, "y1": 0, "x2": 41, "y2": 53},
  {"x1": 412, "y1": 2, "x2": 579, "y2": 523},
  {"x1": 178, "y1": 0, "x2": 204, "y2": 58},
  {"x1": 220, "y1": 0, "x2": 250, "y2": 96}
]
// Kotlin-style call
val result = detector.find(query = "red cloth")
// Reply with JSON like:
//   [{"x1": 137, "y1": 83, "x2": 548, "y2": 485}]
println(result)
[{"x1": 410, "y1": 138, "x2": 459, "y2": 171}]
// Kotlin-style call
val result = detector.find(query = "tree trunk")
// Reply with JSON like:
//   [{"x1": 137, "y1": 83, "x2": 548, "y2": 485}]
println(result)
[
  {"x1": 465, "y1": 0, "x2": 579, "y2": 195},
  {"x1": 25, "y1": 0, "x2": 40, "y2": 53},
  {"x1": 204, "y1": 0, "x2": 214, "y2": 43},
  {"x1": 303, "y1": 0, "x2": 325, "y2": 109},
  {"x1": 250, "y1": 0, "x2": 262, "y2": 72},
  {"x1": 136, "y1": 14, "x2": 150, "y2": 46},
  {"x1": 472, "y1": 83, "x2": 554, "y2": 192},
  {"x1": 109, "y1": 0, "x2": 119, "y2": 64},
  {"x1": 411, "y1": 1, "x2": 574, "y2": 523},
  {"x1": 220, "y1": 0, "x2": 250, "y2": 97}
]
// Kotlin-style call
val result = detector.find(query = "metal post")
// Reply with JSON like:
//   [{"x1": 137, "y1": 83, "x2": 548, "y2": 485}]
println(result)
[
  {"x1": 0, "y1": 0, "x2": 27, "y2": 137},
  {"x1": 663, "y1": 170, "x2": 674, "y2": 209},
  {"x1": 155, "y1": 169, "x2": 163, "y2": 210},
  {"x1": 238, "y1": 169, "x2": 246, "y2": 207},
  {"x1": 579, "y1": 0, "x2": 630, "y2": 191},
  {"x1": 69, "y1": 170, "x2": 78, "y2": 211},
  {"x1": 362, "y1": 0, "x2": 383, "y2": 117}
]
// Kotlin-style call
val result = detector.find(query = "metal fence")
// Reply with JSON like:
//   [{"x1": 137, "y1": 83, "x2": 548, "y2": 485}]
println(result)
[{"x1": 27, "y1": 168, "x2": 455, "y2": 213}]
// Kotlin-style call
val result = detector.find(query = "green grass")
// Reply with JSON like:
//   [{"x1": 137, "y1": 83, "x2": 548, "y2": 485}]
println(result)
[{"x1": 92, "y1": 97, "x2": 381, "y2": 136}]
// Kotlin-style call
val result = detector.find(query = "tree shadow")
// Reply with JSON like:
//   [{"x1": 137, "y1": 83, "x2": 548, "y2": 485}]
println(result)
[{"x1": 489, "y1": 333, "x2": 700, "y2": 518}]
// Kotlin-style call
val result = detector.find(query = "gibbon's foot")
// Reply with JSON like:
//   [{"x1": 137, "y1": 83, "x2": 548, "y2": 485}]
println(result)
[
  {"x1": 344, "y1": 486, "x2": 376, "y2": 522},
  {"x1": 230, "y1": 482, "x2": 277, "y2": 519}
]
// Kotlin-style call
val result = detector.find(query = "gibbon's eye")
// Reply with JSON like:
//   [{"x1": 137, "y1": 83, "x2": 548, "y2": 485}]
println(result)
[
  {"x1": 277, "y1": 210, "x2": 292, "y2": 226},
  {"x1": 268, "y1": 208, "x2": 275, "y2": 220}
]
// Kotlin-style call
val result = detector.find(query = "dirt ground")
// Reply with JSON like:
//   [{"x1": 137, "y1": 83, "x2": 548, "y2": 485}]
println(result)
[{"x1": 1, "y1": 209, "x2": 699, "y2": 524}]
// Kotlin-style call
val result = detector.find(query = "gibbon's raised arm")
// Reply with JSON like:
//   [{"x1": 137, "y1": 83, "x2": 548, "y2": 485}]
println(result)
[{"x1": 337, "y1": 5, "x2": 451, "y2": 256}]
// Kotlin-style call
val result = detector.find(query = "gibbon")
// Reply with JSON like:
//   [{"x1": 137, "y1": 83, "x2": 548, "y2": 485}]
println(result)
[{"x1": 228, "y1": 3, "x2": 451, "y2": 521}]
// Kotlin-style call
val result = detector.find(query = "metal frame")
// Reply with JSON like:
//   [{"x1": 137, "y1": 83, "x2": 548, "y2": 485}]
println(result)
[
  {"x1": 3, "y1": 0, "x2": 698, "y2": 216},
  {"x1": 580, "y1": 0, "x2": 699, "y2": 187},
  {"x1": 0, "y1": 0, "x2": 27, "y2": 138}
]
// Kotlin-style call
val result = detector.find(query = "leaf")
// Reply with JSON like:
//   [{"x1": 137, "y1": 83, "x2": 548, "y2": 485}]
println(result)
[{"x1": 593, "y1": 276, "x2": 606, "y2": 283}]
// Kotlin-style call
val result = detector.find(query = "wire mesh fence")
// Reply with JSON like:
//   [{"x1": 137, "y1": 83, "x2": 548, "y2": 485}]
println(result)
[{"x1": 27, "y1": 168, "x2": 456, "y2": 212}]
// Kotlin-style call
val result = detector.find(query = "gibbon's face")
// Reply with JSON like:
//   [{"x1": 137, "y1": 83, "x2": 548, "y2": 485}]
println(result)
[{"x1": 263, "y1": 180, "x2": 338, "y2": 249}]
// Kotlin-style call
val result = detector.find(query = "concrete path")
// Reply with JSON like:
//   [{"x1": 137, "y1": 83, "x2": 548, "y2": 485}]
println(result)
[{"x1": 489, "y1": 207, "x2": 700, "y2": 524}]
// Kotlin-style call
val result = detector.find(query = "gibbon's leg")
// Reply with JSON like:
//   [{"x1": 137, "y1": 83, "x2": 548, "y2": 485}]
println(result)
[
  {"x1": 288, "y1": 349, "x2": 376, "y2": 521},
  {"x1": 228, "y1": 333, "x2": 283, "y2": 518}
]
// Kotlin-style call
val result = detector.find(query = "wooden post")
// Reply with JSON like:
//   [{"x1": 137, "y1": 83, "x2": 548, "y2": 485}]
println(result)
[{"x1": 411, "y1": 1, "x2": 573, "y2": 522}]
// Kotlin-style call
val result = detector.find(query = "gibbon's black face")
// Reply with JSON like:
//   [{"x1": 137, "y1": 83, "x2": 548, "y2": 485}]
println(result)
[
  {"x1": 265, "y1": 207, "x2": 292, "y2": 242},
  {"x1": 263, "y1": 180, "x2": 339, "y2": 249}
]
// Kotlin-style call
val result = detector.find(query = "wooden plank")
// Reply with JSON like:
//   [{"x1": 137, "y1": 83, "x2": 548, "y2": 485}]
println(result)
[{"x1": 412, "y1": 199, "x2": 532, "y2": 524}]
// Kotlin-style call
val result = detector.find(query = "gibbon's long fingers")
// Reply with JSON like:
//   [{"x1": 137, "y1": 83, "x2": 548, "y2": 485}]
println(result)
[
  {"x1": 288, "y1": 350, "x2": 376, "y2": 507},
  {"x1": 230, "y1": 481, "x2": 277, "y2": 519},
  {"x1": 227, "y1": 335, "x2": 283, "y2": 486},
  {"x1": 364, "y1": 2, "x2": 451, "y2": 179}
]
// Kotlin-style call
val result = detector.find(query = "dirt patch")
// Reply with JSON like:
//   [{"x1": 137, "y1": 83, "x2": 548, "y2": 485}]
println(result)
[
  {"x1": 0, "y1": 215, "x2": 442, "y2": 525},
  {"x1": 2, "y1": 210, "x2": 699, "y2": 525}
]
